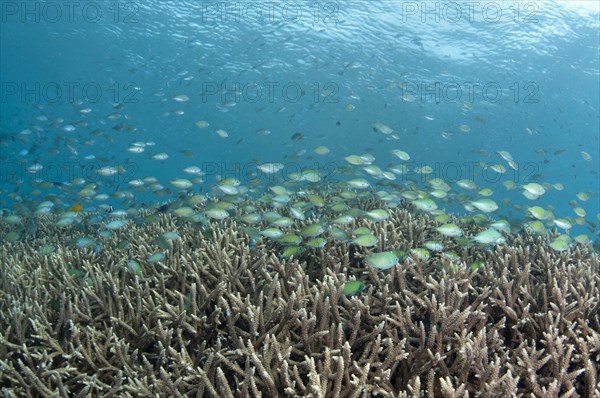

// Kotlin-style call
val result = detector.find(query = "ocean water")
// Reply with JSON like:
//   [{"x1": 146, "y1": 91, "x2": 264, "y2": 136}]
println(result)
[{"x1": 0, "y1": 0, "x2": 599, "y2": 238}]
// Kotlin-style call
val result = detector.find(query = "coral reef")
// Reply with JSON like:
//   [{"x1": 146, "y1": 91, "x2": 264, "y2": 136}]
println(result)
[{"x1": 1, "y1": 208, "x2": 599, "y2": 397}]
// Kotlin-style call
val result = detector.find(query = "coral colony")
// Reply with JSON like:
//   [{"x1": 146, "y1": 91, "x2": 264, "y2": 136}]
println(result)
[{"x1": 1, "y1": 198, "x2": 598, "y2": 396}]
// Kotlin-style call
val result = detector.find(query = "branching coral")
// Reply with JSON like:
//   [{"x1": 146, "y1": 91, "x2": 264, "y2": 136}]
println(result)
[{"x1": 1, "y1": 209, "x2": 599, "y2": 397}]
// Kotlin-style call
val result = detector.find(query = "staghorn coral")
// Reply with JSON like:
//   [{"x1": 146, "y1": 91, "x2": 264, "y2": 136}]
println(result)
[{"x1": 0, "y1": 208, "x2": 599, "y2": 397}]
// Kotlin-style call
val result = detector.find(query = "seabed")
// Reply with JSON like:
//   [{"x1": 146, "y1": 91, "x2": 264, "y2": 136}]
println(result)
[{"x1": 1, "y1": 195, "x2": 598, "y2": 397}]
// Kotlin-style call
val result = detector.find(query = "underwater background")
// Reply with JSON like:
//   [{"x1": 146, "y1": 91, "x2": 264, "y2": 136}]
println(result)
[
  {"x1": 1, "y1": 0, "x2": 599, "y2": 236},
  {"x1": 1, "y1": 1, "x2": 600, "y2": 397}
]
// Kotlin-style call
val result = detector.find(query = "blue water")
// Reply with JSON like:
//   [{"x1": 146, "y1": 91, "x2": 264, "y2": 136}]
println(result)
[{"x1": 1, "y1": 1, "x2": 599, "y2": 236}]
